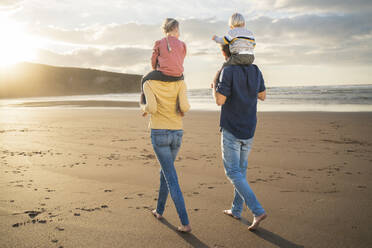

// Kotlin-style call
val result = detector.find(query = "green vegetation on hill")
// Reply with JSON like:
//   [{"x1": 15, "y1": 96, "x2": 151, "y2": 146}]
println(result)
[{"x1": 0, "y1": 62, "x2": 142, "y2": 98}]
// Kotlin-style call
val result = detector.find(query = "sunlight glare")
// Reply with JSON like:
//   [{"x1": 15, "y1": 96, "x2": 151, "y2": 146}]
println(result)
[{"x1": 0, "y1": 17, "x2": 39, "y2": 67}]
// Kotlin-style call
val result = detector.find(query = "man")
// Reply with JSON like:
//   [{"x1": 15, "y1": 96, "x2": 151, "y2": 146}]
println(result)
[{"x1": 212, "y1": 44, "x2": 267, "y2": 231}]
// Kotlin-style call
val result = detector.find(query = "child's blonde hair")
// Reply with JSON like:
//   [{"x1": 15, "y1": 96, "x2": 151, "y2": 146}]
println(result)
[
  {"x1": 229, "y1": 13, "x2": 245, "y2": 27},
  {"x1": 162, "y1": 18, "x2": 179, "y2": 34}
]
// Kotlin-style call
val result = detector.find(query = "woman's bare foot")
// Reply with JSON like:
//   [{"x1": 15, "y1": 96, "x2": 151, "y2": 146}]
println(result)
[
  {"x1": 151, "y1": 209, "x2": 163, "y2": 219},
  {"x1": 223, "y1": 209, "x2": 240, "y2": 219},
  {"x1": 177, "y1": 224, "x2": 192, "y2": 233},
  {"x1": 248, "y1": 213, "x2": 267, "y2": 231}
]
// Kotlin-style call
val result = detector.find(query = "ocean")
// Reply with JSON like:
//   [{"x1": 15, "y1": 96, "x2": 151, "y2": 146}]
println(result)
[{"x1": 1, "y1": 84, "x2": 372, "y2": 112}]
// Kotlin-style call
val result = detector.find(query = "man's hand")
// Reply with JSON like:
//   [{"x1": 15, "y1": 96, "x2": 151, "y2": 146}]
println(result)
[
  {"x1": 212, "y1": 35, "x2": 217, "y2": 41},
  {"x1": 258, "y1": 90, "x2": 266, "y2": 101},
  {"x1": 142, "y1": 112, "x2": 148, "y2": 117}
]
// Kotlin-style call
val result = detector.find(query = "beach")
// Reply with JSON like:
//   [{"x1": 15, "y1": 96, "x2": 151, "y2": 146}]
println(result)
[{"x1": 1, "y1": 107, "x2": 371, "y2": 248}]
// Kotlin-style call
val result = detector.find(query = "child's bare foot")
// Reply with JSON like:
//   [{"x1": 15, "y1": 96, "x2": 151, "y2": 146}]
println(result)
[
  {"x1": 151, "y1": 209, "x2": 162, "y2": 219},
  {"x1": 180, "y1": 112, "x2": 184, "y2": 117},
  {"x1": 223, "y1": 209, "x2": 240, "y2": 219},
  {"x1": 177, "y1": 224, "x2": 192, "y2": 233},
  {"x1": 248, "y1": 213, "x2": 267, "y2": 231}
]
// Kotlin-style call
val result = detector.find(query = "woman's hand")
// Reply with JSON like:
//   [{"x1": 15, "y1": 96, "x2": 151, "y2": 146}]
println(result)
[{"x1": 211, "y1": 81, "x2": 217, "y2": 89}]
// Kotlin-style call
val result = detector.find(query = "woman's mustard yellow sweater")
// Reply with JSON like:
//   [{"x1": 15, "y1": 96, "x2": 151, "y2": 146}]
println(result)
[{"x1": 142, "y1": 80, "x2": 190, "y2": 130}]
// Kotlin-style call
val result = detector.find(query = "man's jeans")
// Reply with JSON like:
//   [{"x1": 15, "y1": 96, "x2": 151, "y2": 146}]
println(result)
[
  {"x1": 151, "y1": 129, "x2": 189, "y2": 226},
  {"x1": 221, "y1": 128, "x2": 265, "y2": 217}
]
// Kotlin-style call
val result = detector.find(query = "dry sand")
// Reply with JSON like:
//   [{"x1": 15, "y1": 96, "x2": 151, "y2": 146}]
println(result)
[{"x1": 0, "y1": 107, "x2": 371, "y2": 248}]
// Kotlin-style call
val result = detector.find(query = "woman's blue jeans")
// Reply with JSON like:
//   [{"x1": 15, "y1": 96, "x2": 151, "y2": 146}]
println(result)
[
  {"x1": 151, "y1": 129, "x2": 189, "y2": 226},
  {"x1": 221, "y1": 128, "x2": 265, "y2": 217}
]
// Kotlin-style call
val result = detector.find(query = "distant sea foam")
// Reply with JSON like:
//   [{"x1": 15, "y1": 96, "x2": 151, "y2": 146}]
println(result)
[
  {"x1": 188, "y1": 84, "x2": 372, "y2": 112},
  {"x1": 1, "y1": 84, "x2": 372, "y2": 112}
]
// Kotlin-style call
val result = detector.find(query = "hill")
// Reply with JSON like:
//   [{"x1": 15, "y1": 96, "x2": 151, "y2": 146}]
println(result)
[{"x1": 0, "y1": 62, "x2": 142, "y2": 98}]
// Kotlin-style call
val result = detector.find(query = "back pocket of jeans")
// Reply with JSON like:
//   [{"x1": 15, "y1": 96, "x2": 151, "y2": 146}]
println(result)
[
  {"x1": 174, "y1": 132, "x2": 183, "y2": 147},
  {"x1": 153, "y1": 134, "x2": 169, "y2": 147}
]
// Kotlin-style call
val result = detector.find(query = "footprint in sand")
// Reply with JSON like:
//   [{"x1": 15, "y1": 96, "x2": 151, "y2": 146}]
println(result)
[
  {"x1": 24, "y1": 210, "x2": 42, "y2": 219},
  {"x1": 286, "y1": 172, "x2": 296, "y2": 176}
]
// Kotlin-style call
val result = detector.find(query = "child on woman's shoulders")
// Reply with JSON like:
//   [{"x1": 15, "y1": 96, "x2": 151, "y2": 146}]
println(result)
[{"x1": 140, "y1": 18, "x2": 187, "y2": 116}]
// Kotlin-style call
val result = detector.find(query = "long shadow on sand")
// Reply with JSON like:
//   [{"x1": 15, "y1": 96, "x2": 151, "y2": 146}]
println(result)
[
  {"x1": 240, "y1": 217, "x2": 304, "y2": 248},
  {"x1": 158, "y1": 218, "x2": 210, "y2": 248}
]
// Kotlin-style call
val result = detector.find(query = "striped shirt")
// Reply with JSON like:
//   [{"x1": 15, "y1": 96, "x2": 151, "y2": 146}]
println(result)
[{"x1": 214, "y1": 27, "x2": 256, "y2": 55}]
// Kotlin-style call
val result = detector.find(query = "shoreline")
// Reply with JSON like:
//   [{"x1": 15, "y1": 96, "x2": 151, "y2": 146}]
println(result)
[{"x1": 0, "y1": 100, "x2": 371, "y2": 113}]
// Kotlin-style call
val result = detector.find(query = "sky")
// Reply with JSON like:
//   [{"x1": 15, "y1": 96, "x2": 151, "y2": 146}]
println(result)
[{"x1": 0, "y1": 0, "x2": 372, "y2": 88}]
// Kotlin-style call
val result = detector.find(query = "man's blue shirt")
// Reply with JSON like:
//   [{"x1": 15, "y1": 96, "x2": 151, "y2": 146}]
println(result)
[{"x1": 216, "y1": 64, "x2": 265, "y2": 139}]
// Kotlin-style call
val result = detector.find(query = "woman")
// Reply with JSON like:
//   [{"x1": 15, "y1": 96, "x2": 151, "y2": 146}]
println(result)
[{"x1": 141, "y1": 73, "x2": 191, "y2": 232}]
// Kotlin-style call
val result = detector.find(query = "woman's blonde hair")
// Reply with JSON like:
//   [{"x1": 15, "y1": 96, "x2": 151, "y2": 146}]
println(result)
[
  {"x1": 229, "y1": 13, "x2": 245, "y2": 27},
  {"x1": 162, "y1": 18, "x2": 179, "y2": 34}
]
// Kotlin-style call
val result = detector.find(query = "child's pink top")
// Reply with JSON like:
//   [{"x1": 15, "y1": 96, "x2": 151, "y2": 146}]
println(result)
[{"x1": 151, "y1": 36, "x2": 186, "y2": 77}]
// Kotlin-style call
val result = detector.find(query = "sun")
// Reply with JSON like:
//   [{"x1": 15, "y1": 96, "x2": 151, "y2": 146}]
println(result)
[{"x1": 0, "y1": 17, "x2": 37, "y2": 67}]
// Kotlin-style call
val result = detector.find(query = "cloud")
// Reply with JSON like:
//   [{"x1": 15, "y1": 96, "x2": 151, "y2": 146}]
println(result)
[
  {"x1": 181, "y1": 14, "x2": 372, "y2": 66},
  {"x1": 31, "y1": 11, "x2": 372, "y2": 71},
  {"x1": 30, "y1": 19, "x2": 225, "y2": 57},
  {"x1": 0, "y1": 0, "x2": 22, "y2": 6},
  {"x1": 256, "y1": 0, "x2": 372, "y2": 13},
  {"x1": 0, "y1": 0, "x2": 23, "y2": 11},
  {"x1": 32, "y1": 23, "x2": 160, "y2": 47},
  {"x1": 35, "y1": 46, "x2": 152, "y2": 73}
]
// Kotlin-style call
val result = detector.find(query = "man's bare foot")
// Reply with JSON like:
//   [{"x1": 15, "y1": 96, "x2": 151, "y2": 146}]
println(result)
[
  {"x1": 177, "y1": 224, "x2": 192, "y2": 233},
  {"x1": 151, "y1": 209, "x2": 162, "y2": 219},
  {"x1": 223, "y1": 209, "x2": 240, "y2": 219},
  {"x1": 248, "y1": 213, "x2": 267, "y2": 231}
]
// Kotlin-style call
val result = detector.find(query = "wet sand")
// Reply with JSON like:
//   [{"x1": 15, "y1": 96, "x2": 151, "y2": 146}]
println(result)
[
  {"x1": 0, "y1": 108, "x2": 371, "y2": 248},
  {"x1": 7, "y1": 100, "x2": 139, "y2": 108}
]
